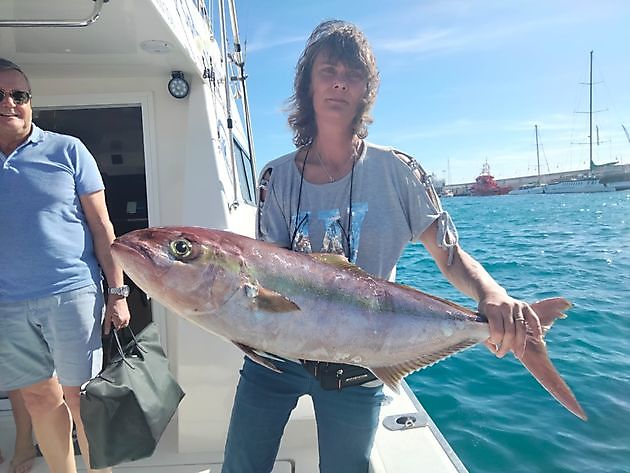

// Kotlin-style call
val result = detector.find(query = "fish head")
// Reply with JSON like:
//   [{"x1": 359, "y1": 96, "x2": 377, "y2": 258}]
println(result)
[{"x1": 111, "y1": 227, "x2": 245, "y2": 316}]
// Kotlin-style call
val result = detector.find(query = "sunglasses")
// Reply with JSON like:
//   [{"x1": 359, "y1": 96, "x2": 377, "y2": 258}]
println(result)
[{"x1": 0, "y1": 88, "x2": 32, "y2": 105}]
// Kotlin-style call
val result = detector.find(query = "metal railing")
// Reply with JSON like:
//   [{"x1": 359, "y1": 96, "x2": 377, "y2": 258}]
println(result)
[{"x1": 0, "y1": 0, "x2": 108, "y2": 28}]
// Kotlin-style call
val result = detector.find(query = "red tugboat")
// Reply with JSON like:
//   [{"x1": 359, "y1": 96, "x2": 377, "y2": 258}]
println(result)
[{"x1": 469, "y1": 161, "x2": 511, "y2": 196}]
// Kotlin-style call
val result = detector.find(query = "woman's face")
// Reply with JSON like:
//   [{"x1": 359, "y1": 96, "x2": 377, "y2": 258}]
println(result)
[{"x1": 309, "y1": 50, "x2": 367, "y2": 129}]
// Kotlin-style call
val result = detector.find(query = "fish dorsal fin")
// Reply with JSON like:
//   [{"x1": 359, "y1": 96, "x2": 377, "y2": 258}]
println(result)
[
  {"x1": 310, "y1": 253, "x2": 373, "y2": 278},
  {"x1": 370, "y1": 339, "x2": 479, "y2": 392}
]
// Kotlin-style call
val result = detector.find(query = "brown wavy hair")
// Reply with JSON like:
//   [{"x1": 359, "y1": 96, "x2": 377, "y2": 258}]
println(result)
[{"x1": 286, "y1": 20, "x2": 380, "y2": 147}]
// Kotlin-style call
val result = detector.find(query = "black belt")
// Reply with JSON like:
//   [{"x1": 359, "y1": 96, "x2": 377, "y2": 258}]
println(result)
[{"x1": 300, "y1": 360, "x2": 377, "y2": 390}]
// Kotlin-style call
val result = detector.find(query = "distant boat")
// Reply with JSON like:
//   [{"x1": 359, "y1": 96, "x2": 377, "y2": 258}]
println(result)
[
  {"x1": 546, "y1": 51, "x2": 618, "y2": 194},
  {"x1": 545, "y1": 175, "x2": 614, "y2": 194},
  {"x1": 508, "y1": 182, "x2": 546, "y2": 194},
  {"x1": 509, "y1": 125, "x2": 546, "y2": 195},
  {"x1": 469, "y1": 161, "x2": 511, "y2": 196}
]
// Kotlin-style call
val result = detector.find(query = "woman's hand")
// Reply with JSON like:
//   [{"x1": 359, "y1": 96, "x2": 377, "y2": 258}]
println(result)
[{"x1": 479, "y1": 292, "x2": 543, "y2": 359}]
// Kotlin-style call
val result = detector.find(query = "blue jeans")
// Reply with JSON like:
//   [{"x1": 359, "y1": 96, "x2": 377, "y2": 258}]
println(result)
[{"x1": 221, "y1": 357, "x2": 385, "y2": 473}]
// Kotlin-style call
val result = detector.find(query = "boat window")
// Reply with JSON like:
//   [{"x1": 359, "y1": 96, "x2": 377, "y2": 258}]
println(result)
[{"x1": 233, "y1": 138, "x2": 255, "y2": 204}]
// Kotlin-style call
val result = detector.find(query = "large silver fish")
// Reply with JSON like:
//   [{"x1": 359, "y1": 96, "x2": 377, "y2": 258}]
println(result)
[{"x1": 111, "y1": 226, "x2": 586, "y2": 420}]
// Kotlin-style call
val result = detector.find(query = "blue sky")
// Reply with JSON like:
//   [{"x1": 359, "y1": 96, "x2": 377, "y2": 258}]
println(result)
[{"x1": 234, "y1": 0, "x2": 630, "y2": 184}]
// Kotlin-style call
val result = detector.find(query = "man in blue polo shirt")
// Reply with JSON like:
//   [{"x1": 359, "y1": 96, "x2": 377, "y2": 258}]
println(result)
[{"x1": 0, "y1": 58, "x2": 131, "y2": 473}]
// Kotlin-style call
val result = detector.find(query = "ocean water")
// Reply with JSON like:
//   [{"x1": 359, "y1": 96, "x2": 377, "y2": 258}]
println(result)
[{"x1": 398, "y1": 192, "x2": 630, "y2": 473}]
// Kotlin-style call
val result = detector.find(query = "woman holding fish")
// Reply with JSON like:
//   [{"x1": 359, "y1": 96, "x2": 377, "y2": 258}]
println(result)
[{"x1": 221, "y1": 19, "x2": 544, "y2": 473}]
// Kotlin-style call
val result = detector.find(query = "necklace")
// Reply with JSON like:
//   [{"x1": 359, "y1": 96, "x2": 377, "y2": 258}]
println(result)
[
  {"x1": 316, "y1": 151, "x2": 336, "y2": 183},
  {"x1": 315, "y1": 141, "x2": 360, "y2": 183}
]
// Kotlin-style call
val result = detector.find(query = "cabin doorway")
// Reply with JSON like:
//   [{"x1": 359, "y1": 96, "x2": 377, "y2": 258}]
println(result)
[{"x1": 34, "y1": 106, "x2": 152, "y2": 335}]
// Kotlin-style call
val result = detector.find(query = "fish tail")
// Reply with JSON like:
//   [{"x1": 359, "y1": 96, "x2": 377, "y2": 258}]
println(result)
[{"x1": 520, "y1": 297, "x2": 587, "y2": 421}]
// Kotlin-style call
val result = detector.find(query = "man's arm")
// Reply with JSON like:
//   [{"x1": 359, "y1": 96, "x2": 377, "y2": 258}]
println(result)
[{"x1": 80, "y1": 190, "x2": 131, "y2": 334}]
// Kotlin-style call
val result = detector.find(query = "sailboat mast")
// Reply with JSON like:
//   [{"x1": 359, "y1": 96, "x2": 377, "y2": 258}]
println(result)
[
  {"x1": 589, "y1": 50, "x2": 594, "y2": 172},
  {"x1": 534, "y1": 125, "x2": 540, "y2": 185}
]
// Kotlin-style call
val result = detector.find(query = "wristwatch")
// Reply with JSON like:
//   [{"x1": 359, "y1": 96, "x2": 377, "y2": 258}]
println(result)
[{"x1": 107, "y1": 285, "x2": 130, "y2": 297}]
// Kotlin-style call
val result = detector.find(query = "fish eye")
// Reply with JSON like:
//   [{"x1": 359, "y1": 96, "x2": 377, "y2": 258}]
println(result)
[{"x1": 169, "y1": 238, "x2": 193, "y2": 259}]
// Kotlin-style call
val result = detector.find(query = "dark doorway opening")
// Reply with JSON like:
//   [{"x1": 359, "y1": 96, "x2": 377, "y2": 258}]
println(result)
[{"x1": 35, "y1": 106, "x2": 152, "y2": 335}]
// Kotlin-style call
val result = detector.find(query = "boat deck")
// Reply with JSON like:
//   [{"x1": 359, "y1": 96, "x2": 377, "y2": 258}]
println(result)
[{"x1": 1, "y1": 384, "x2": 466, "y2": 473}]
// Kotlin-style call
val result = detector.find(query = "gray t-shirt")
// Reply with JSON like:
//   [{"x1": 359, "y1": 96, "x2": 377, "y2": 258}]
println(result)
[{"x1": 257, "y1": 142, "x2": 457, "y2": 280}]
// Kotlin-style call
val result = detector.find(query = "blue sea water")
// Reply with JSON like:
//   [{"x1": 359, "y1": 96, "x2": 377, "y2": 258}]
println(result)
[{"x1": 398, "y1": 192, "x2": 630, "y2": 473}]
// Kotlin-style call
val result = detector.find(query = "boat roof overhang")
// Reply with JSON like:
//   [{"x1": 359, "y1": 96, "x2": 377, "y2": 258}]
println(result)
[{"x1": 0, "y1": 0, "x2": 208, "y2": 80}]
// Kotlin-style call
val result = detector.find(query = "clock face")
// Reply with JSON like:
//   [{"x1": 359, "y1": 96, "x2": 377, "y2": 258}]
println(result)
[{"x1": 168, "y1": 76, "x2": 189, "y2": 98}]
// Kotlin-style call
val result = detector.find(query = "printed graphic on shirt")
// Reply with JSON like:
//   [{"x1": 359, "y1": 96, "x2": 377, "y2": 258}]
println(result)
[
  {"x1": 292, "y1": 211, "x2": 312, "y2": 254},
  {"x1": 347, "y1": 202, "x2": 367, "y2": 263},
  {"x1": 320, "y1": 209, "x2": 345, "y2": 255},
  {"x1": 291, "y1": 202, "x2": 368, "y2": 263}
]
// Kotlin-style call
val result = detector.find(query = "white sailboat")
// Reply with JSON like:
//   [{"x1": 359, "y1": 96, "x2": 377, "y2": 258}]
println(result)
[
  {"x1": 508, "y1": 124, "x2": 546, "y2": 195},
  {"x1": 543, "y1": 174, "x2": 614, "y2": 194},
  {"x1": 0, "y1": 1, "x2": 467, "y2": 472},
  {"x1": 545, "y1": 51, "x2": 616, "y2": 194}
]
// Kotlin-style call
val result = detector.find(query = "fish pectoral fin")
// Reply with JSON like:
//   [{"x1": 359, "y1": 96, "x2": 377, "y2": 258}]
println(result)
[
  {"x1": 253, "y1": 287, "x2": 300, "y2": 312},
  {"x1": 372, "y1": 340, "x2": 479, "y2": 392},
  {"x1": 233, "y1": 342, "x2": 282, "y2": 373}
]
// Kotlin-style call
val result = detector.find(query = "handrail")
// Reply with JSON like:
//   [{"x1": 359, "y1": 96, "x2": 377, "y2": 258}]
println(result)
[
  {"x1": 217, "y1": 0, "x2": 240, "y2": 210},
  {"x1": 0, "y1": 0, "x2": 107, "y2": 28},
  {"x1": 227, "y1": 0, "x2": 257, "y2": 189}
]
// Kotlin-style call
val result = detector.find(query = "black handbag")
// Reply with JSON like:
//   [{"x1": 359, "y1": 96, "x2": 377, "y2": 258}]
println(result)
[{"x1": 80, "y1": 322, "x2": 185, "y2": 469}]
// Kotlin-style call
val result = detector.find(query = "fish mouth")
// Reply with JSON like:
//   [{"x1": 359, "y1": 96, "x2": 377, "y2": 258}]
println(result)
[
  {"x1": 111, "y1": 234, "x2": 167, "y2": 273},
  {"x1": 112, "y1": 237, "x2": 150, "y2": 260}
]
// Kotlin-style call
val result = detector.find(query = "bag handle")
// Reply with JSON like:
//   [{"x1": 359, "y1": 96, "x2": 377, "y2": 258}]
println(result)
[{"x1": 110, "y1": 326, "x2": 149, "y2": 369}]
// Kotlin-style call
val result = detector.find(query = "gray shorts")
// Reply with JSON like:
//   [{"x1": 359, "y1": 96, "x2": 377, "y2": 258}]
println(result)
[{"x1": 0, "y1": 284, "x2": 104, "y2": 391}]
